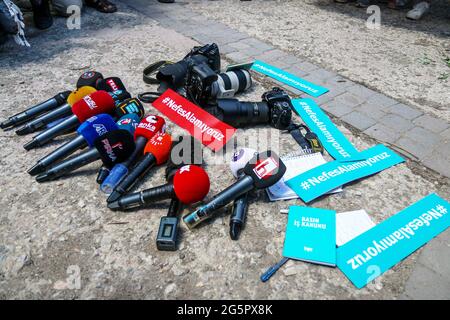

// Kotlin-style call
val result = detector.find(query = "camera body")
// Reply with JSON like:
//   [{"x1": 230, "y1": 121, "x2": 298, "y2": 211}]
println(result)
[{"x1": 261, "y1": 87, "x2": 293, "y2": 130}]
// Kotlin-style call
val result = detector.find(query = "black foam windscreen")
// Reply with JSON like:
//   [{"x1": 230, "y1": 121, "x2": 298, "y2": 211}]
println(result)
[
  {"x1": 96, "y1": 77, "x2": 127, "y2": 93},
  {"x1": 93, "y1": 129, "x2": 136, "y2": 168},
  {"x1": 76, "y1": 71, "x2": 104, "y2": 89},
  {"x1": 243, "y1": 150, "x2": 286, "y2": 189},
  {"x1": 115, "y1": 98, "x2": 145, "y2": 119}
]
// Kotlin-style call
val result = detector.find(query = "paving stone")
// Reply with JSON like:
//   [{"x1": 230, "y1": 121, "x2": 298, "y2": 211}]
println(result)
[
  {"x1": 380, "y1": 114, "x2": 414, "y2": 133},
  {"x1": 403, "y1": 127, "x2": 441, "y2": 149},
  {"x1": 305, "y1": 68, "x2": 337, "y2": 81},
  {"x1": 253, "y1": 49, "x2": 289, "y2": 62},
  {"x1": 413, "y1": 115, "x2": 450, "y2": 133},
  {"x1": 355, "y1": 102, "x2": 387, "y2": 121},
  {"x1": 386, "y1": 103, "x2": 423, "y2": 120},
  {"x1": 279, "y1": 55, "x2": 304, "y2": 66},
  {"x1": 219, "y1": 44, "x2": 238, "y2": 55},
  {"x1": 437, "y1": 229, "x2": 450, "y2": 246},
  {"x1": 364, "y1": 123, "x2": 401, "y2": 144},
  {"x1": 346, "y1": 83, "x2": 377, "y2": 99},
  {"x1": 242, "y1": 38, "x2": 273, "y2": 52},
  {"x1": 422, "y1": 152, "x2": 450, "y2": 178},
  {"x1": 225, "y1": 51, "x2": 252, "y2": 63},
  {"x1": 228, "y1": 41, "x2": 252, "y2": 50},
  {"x1": 284, "y1": 65, "x2": 309, "y2": 78},
  {"x1": 341, "y1": 111, "x2": 377, "y2": 131},
  {"x1": 417, "y1": 238, "x2": 450, "y2": 280},
  {"x1": 295, "y1": 61, "x2": 320, "y2": 73},
  {"x1": 403, "y1": 263, "x2": 450, "y2": 300},
  {"x1": 395, "y1": 137, "x2": 432, "y2": 159},
  {"x1": 366, "y1": 93, "x2": 399, "y2": 109},
  {"x1": 332, "y1": 92, "x2": 367, "y2": 108},
  {"x1": 440, "y1": 128, "x2": 450, "y2": 142},
  {"x1": 321, "y1": 100, "x2": 355, "y2": 117}
]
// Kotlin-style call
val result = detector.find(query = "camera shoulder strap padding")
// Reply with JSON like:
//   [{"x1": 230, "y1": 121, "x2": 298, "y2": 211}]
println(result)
[{"x1": 143, "y1": 60, "x2": 174, "y2": 85}]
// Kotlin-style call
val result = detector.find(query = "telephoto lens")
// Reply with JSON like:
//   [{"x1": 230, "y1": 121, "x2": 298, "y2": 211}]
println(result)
[{"x1": 213, "y1": 69, "x2": 252, "y2": 99}]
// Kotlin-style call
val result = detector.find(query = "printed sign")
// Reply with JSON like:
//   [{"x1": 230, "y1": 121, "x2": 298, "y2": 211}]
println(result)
[
  {"x1": 337, "y1": 193, "x2": 450, "y2": 289},
  {"x1": 251, "y1": 60, "x2": 329, "y2": 97},
  {"x1": 286, "y1": 144, "x2": 405, "y2": 203},
  {"x1": 292, "y1": 98, "x2": 360, "y2": 159},
  {"x1": 152, "y1": 89, "x2": 236, "y2": 152}
]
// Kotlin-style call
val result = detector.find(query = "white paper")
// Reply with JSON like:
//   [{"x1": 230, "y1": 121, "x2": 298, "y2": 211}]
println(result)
[
  {"x1": 336, "y1": 210, "x2": 376, "y2": 247},
  {"x1": 266, "y1": 152, "x2": 342, "y2": 201}
]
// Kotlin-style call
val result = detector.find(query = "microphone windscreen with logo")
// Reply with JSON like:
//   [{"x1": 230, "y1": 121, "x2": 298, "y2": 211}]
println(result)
[
  {"x1": 96, "y1": 77, "x2": 127, "y2": 93},
  {"x1": 116, "y1": 113, "x2": 140, "y2": 135},
  {"x1": 243, "y1": 151, "x2": 286, "y2": 189},
  {"x1": 230, "y1": 148, "x2": 257, "y2": 178},
  {"x1": 115, "y1": 98, "x2": 145, "y2": 119},
  {"x1": 134, "y1": 115, "x2": 166, "y2": 140},
  {"x1": 76, "y1": 71, "x2": 104, "y2": 89},
  {"x1": 66, "y1": 86, "x2": 97, "y2": 106},
  {"x1": 77, "y1": 114, "x2": 118, "y2": 147},
  {"x1": 94, "y1": 129, "x2": 136, "y2": 168},
  {"x1": 71, "y1": 90, "x2": 115, "y2": 123},
  {"x1": 143, "y1": 132, "x2": 172, "y2": 165},
  {"x1": 173, "y1": 165, "x2": 210, "y2": 204}
]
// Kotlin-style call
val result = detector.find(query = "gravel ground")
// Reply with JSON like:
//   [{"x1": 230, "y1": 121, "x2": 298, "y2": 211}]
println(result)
[
  {"x1": 187, "y1": 0, "x2": 450, "y2": 122},
  {"x1": 0, "y1": 3, "x2": 449, "y2": 299}
]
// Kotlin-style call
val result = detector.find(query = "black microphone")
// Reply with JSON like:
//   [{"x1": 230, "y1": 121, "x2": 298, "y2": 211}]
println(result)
[
  {"x1": 1, "y1": 91, "x2": 71, "y2": 130},
  {"x1": 15, "y1": 86, "x2": 97, "y2": 136},
  {"x1": 27, "y1": 113, "x2": 119, "y2": 176},
  {"x1": 183, "y1": 150, "x2": 286, "y2": 229},
  {"x1": 106, "y1": 132, "x2": 172, "y2": 203},
  {"x1": 23, "y1": 90, "x2": 116, "y2": 150},
  {"x1": 107, "y1": 164, "x2": 210, "y2": 211},
  {"x1": 35, "y1": 119, "x2": 137, "y2": 182}
]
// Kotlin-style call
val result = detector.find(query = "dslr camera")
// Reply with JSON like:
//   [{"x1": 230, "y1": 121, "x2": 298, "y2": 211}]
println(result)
[{"x1": 205, "y1": 87, "x2": 292, "y2": 130}]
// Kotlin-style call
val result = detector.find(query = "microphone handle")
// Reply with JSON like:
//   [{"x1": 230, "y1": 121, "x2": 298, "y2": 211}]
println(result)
[
  {"x1": 167, "y1": 198, "x2": 183, "y2": 217},
  {"x1": 40, "y1": 136, "x2": 87, "y2": 168},
  {"x1": 114, "y1": 183, "x2": 175, "y2": 210},
  {"x1": 183, "y1": 175, "x2": 254, "y2": 228},
  {"x1": 31, "y1": 115, "x2": 79, "y2": 147},
  {"x1": 2, "y1": 91, "x2": 70, "y2": 129},
  {"x1": 37, "y1": 148, "x2": 100, "y2": 181},
  {"x1": 113, "y1": 153, "x2": 157, "y2": 195},
  {"x1": 230, "y1": 192, "x2": 249, "y2": 224},
  {"x1": 121, "y1": 136, "x2": 147, "y2": 168},
  {"x1": 15, "y1": 103, "x2": 73, "y2": 135}
]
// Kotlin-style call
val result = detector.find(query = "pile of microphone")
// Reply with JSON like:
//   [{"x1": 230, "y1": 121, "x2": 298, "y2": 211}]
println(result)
[{"x1": 1, "y1": 69, "x2": 290, "y2": 250}]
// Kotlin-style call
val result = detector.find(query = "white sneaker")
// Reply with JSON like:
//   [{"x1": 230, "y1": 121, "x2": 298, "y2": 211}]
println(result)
[{"x1": 406, "y1": 2, "x2": 430, "y2": 20}]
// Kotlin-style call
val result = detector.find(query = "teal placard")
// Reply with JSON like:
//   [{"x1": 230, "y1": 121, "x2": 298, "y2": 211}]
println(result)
[
  {"x1": 291, "y1": 98, "x2": 360, "y2": 160},
  {"x1": 283, "y1": 206, "x2": 336, "y2": 266},
  {"x1": 337, "y1": 193, "x2": 450, "y2": 289},
  {"x1": 286, "y1": 144, "x2": 405, "y2": 203},
  {"x1": 251, "y1": 60, "x2": 329, "y2": 97}
]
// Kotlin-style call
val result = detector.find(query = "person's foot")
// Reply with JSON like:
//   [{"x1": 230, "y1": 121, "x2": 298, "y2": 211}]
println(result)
[
  {"x1": 85, "y1": 0, "x2": 117, "y2": 13},
  {"x1": 406, "y1": 1, "x2": 429, "y2": 20},
  {"x1": 30, "y1": 0, "x2": 53, "y2": 30},
  {"x1": 356, "y1": 0, "x2": 371, "y2": 7}
]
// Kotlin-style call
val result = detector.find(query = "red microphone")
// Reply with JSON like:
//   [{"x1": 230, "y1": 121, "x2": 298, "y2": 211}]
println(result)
[
  {"x1": 108, "y1": 164, "x2": 210, "y2": 210},
  {"x1": 23, "y1": 91, "x2": 115, "y2": 150}
]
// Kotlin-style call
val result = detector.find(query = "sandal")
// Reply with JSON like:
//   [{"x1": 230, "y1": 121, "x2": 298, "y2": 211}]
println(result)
[{"x1": 85, "y1": 0, "x2": 117, "y2": 13}]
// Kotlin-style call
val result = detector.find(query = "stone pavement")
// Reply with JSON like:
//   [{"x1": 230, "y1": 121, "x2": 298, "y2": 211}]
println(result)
[{"x1": 121, "y1": 0, "x2": 450, "y2": 299}]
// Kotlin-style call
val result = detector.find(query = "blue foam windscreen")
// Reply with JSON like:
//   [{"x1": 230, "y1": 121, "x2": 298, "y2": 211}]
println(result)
[
  {"x1": 77, "y1": 113, "x2": 118, "y2": 147},
  {"x1": 116, "y1": 113, "x2": 140, "y2": 136}
]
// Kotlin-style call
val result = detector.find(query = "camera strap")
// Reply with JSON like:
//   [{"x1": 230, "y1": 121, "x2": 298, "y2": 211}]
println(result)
[
  {"x1": 142, "y1": 60, "x2": 174, "y2": 85},
  {"x1": 286, "y1": 123, "x2": 324, "y2": 154}
]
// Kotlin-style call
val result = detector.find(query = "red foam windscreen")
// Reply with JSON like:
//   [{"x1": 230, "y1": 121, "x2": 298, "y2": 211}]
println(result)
[
  {"x1": 173, "y1": 165, "x2": 210, "y2": 204},
  {"x1": 71, "y1": 90, "x2": 115, "y2": 122},
  {"x1": 134, "y1": 115, "x2": 166, "y2": 140},
  {"x1": 143, "y1": 132, "x2": 172, "y2": 164}
]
